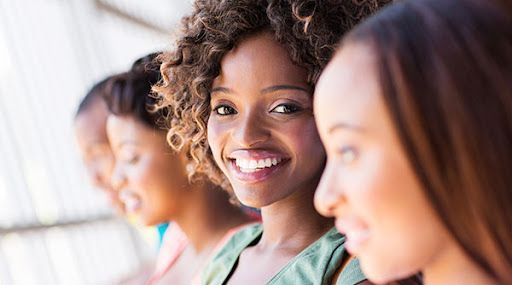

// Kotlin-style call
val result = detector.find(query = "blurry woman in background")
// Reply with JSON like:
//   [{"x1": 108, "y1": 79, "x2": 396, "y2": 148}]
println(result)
[
  {"x1": 74, "y1": 75, "x2": 124, "y2": 214},
  {"x1": 314, "y1": 0, "x2": 512, "y2": 284},
  {"x1": 106, "y1": 53, "x2": 253, "y2": 285}
]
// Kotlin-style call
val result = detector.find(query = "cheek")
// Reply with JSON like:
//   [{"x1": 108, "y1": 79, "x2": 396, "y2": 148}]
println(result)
[
  {"x1": 85, "y1": 160, "x2": 99, "y2": 178},
  {"x1": 345, "y1": 148, "x2": 423, "y2": 229},
  {"x1": 88, "y1": 158, "x2": 110, "y2": 183},
  {"x1": 207, "y1": 117, "x2": 227, "y2": 166},
  {"x1": 98, "y1": 156, "x2": 114, "y2": 177},
  {"x1": 129, "y1": 159, "x2": 159, "y2": 193},
  {"x1": 349, "y1": 150, "x2": 444, "y2": 280},
  {"x1": 287, "y1": 119, "x2": 325, "y2": 168}
]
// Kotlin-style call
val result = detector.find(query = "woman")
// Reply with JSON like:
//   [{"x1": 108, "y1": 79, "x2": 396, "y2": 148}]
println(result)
[
  {"x1": 106, "y1": 54, "x2": 253, "y2": 284},
  {"x1": 75, "y1": 75, "x2": 126, "y2": 214},
  {"x1": 314, "y1": 0, "x2": 512, "y2": 284},
  {"x1": 156, "y1": 0, "x2": 389, "y2": 284}
]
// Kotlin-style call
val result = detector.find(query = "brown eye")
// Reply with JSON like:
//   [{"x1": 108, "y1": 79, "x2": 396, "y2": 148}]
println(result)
[
  {"x1": 214, "y1": 105, "x2": 237, "y2": 115},
  {"x1": 271, "y1": 103, "x2": 301, "y2": 114}
]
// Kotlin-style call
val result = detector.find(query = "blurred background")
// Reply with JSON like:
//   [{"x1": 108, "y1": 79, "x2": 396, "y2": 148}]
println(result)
[{"x1": 0, "y1": 0, "x2": 191, "y2": 284}]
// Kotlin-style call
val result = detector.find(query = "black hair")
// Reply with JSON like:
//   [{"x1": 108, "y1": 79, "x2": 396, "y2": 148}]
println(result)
[{"x1": 105, "y1": 52, "x2": 166, "y2": 129}]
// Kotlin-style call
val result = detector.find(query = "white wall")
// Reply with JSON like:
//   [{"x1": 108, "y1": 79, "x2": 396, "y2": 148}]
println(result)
[{"x1": 0, "y1": 0, "x2": 191, "y2": 283}]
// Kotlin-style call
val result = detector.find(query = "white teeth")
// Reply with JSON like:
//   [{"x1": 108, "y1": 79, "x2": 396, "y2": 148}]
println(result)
[
  {"x1": 234, "y1": 157, "x2": 283, "y2": 171},
  {"x1": 240, "y1": 168, "x2": 258, "y2": 173}
]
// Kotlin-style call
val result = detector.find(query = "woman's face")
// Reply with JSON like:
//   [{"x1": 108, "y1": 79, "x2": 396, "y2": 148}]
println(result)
[
  {"x1": 208, "y1": 31, "x2": 325, "y2": 208},
  {"x1": 107, "y1": 115, "x2": 188, "y2": 225},
  {"x1": 313, "y1": 43, "x2": 452, "y2": 283},
  {"x1": 74, "y1": 100, "x2": 123, "y2": 213}
]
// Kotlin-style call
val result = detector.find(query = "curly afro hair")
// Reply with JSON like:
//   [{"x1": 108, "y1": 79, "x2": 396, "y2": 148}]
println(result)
[{"x1": 155, "y1": 0, "x2": 390, "y2": 192}]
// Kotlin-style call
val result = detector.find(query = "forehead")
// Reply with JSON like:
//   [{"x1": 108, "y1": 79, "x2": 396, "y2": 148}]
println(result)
[
  {"x1": 106, "y1": 114, "x2": 164, "y2": 146},
  {"x1": 213, "y1": 31, "x2": 308, "y2": 88},
  {"x1": 315, "y1": 44, "x2": 382, "y2": 131},
  {"x1": 107, "y1": 115, "x2": 142, "y2": 137},
  {"x1": 74, "y1": 108, "x2": 109, "y2": 145}
]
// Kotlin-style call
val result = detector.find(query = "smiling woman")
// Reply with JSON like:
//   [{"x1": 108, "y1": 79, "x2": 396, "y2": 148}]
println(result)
[
  {"x1": 207, "y1": 31, "x2": 324, "y2": 209},
  {"x1": 155, "y1": 0, "x2": 391, "y2": 284}
]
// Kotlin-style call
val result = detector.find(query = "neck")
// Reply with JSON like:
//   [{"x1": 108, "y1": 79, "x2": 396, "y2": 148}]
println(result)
[
  {"x1": 259, "y1": 185, "x2": 332, "y2": 251},
  {"x1": 423, "y1": 242, "x2": 497, "y2": 285},
  {"x1": 172, "y1": 183, "x2": 251, "y2": 253}
]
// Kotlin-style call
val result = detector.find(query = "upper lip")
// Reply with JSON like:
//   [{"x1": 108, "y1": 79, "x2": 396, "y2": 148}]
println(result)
[{"x1": 335, "y1": 217, "x2": 369, "y2": 235}]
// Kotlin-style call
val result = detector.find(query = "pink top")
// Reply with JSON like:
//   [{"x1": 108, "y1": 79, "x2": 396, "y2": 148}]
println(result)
[
  {"x1": 145, "y1": 223, "x2": 255, "y2": 285},
  {"x1": 146, "y1": 224, "x2": 188, "y2": 285}
]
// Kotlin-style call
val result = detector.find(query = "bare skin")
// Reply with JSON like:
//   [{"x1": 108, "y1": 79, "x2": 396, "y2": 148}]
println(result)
[
  {"x1": 313, "y1": 43, "x2": 497, "y2": 285},
  {"x1": 74, "y1": 98, "x2": 125, "y2": 214},
  {"x1": 227, "y1": 189, "x2": 333, "y2": 284},
  {"x1": 208, "y1": 31, "x2": 338, "y2": 284},
  {"x1": 107, "y1": 115, "x2": 252, "y2": 284}
]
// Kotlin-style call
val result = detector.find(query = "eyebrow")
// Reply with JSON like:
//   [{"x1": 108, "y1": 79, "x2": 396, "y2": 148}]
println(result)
[
  {"x1": 211, "y1": 85, "x2": 311, "y2": 96},
  {"x1": 328, "y1": 122, "x2": 364, "y2": 134},
  {"x1": 261, "y1": 85, "x2": 310, "y2": 94},
  {"x1": 211, "y1": 86, "x2": 232, "y2": 94}
]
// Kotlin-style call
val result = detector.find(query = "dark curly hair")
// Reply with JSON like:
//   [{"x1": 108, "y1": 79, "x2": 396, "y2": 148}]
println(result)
[
  {"x1": 155, "y1": 0, "x2": 390, "y2": 190},
  {"x1": 106, "y1": 53, "x2": 168, "y2": 130}
]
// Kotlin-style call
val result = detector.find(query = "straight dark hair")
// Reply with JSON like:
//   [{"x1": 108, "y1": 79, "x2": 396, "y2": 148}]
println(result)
[{"x1": 344, "y1": 0, "x2": 512, "y2": 283}]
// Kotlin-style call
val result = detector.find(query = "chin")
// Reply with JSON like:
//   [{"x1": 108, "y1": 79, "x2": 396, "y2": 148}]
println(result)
[
  {"x1": 141, "y1": 218, "x2": 155, "y2": 226},
  {"x1": 361, "y1": 256, "x2": 418, "y2": 284},
  {"x1": 236, "y1": 194, "x2": 268, "y2": 209},
  {"x1": 234, "y1": 188, "x2": 275, "y2": 209},
  {"x1": 140, "y1": 214, "x2": 161, "y2": 227}
]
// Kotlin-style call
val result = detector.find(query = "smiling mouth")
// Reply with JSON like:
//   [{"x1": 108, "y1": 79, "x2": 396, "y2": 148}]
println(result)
[
  {"x1": 234, "y1": 157, "x2": 283, "y2": 173},
  {"x1": 119, "y1": 191, "x2": 142, "y2": 213},
  {"x1": 227, "y1": 156, "x2": 288, "y2": 183}
]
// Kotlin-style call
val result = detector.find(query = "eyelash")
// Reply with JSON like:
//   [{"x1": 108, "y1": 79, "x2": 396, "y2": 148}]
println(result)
[
  {"x1": 213, "y1": 104, "x2": 237, "y2": 116},
  {"x1": 270, "y1": 103, "x2": 302, "y2": 114},
  {"x1": 338, "y1": 146, "x2": 358, "y2": 164},
  {"x1": 124, "y1": 154, "x2": 139, "y2": 164},
  {"x1": 212, "y1": 102, "x2": 303, "y2": 116}
]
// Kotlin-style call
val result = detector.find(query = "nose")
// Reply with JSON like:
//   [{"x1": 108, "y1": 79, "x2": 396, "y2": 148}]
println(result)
[
  {"x1": 232, "y1": 110, "x2": 270, "y2": 147},
  {"x1": 314, "y1": 160, "x2": 345, "y2": 217}
]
